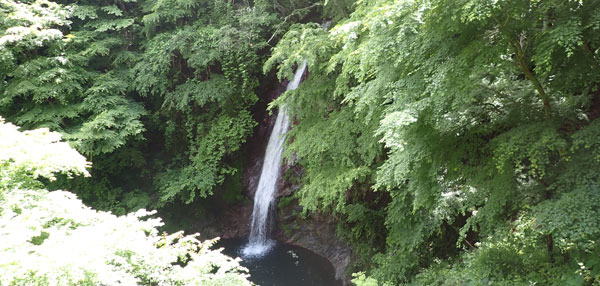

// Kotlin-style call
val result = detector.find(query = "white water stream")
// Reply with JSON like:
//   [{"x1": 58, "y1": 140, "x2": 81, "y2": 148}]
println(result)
[{"x1": 242, "y1": 61, "x2": 307, "y2": 257}]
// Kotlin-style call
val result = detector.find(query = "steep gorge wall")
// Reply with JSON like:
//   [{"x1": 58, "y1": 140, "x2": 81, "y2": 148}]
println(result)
[
  {"x1": 274, "y1": 169, "x2": 353, "y2": 284},
  {"x1": 196, "y1": 74, "x2": 354, "y2": 284}
]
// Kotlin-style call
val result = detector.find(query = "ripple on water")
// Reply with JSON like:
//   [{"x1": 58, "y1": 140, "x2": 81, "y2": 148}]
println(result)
[{"x1": 217, "y1": 238, "x2": 341, "y2": 286}]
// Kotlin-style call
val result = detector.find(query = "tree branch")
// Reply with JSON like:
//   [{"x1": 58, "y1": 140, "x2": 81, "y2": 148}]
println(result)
[
  {"x1": 266, "y1": 2, "x2": 324, "y2": 45},
  {"x1": 511, "y1": 36, "x2": 551, "y2": 114}
]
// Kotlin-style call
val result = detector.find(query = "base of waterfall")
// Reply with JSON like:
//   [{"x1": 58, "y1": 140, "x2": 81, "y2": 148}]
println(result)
[
  {"x1": 241, "y1": 239, "x2": 275, "y2": 257},
  {"x1": 218, "y1": 238, "x2": 341, "y2": 286}
]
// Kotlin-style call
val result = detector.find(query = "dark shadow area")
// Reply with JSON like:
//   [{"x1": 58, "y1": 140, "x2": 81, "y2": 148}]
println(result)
[{"x1": 217, "y1": 238, "x2": 342, "y2": 286}]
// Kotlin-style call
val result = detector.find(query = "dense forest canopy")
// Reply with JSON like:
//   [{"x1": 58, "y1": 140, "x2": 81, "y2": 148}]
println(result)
[{"x1": 2, "y1": 0, "x2": 600, "y2": 285}]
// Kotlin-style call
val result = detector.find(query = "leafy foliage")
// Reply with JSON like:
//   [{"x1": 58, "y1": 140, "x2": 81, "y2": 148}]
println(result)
[
  {"x1": 0, "y1": 0, "x2": 145, "y2": 157},
  {"x1": 0, "y1": 117, "x2": 251, "y2": 286},
  {"x1": 5, "y1": 0, "x2": 600, "y2": 284},
  {"x1": 1, "y1": 0, "x2": 283, "y2": 212},
  {"x1": 0, "y1": 116, "x2": 90, "y2": 198},
  {"x1": 130, "y1": 0, "x2": 278, "y2": 205},
  {"x1": 266, "y1": 0, "x2": 600, "y2": 284}
]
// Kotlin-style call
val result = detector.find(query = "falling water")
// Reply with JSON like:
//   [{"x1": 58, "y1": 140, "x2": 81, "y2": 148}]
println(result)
[{"x1": 242, "y1": 61, "x2": 307, "y2": 257}]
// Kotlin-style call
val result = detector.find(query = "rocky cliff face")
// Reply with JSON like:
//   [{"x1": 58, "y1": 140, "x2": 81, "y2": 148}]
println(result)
[
  {"x1": 247, "y1": 77, "x2": 353, "y2": 284},
  {"x1": 276, "y1": 215, "x2": 353, "y2": 285},
  {"x1": 200, "y1": 182, "x2": 354, "y2": 282},
  {"x1": 204, "y1": 185, "x2": 353, "y2": 285},
  {"x1": 275, "y1": 192, "x2": 353, "y2": 284},
  {"x1": 197, "y1": 74, "x2": 354, "y2": 285}
]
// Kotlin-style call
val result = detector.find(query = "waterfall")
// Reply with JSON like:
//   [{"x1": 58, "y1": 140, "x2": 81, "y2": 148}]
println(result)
[{"x1": 242, "y1": 61, "x2": 307, "y2": 257}]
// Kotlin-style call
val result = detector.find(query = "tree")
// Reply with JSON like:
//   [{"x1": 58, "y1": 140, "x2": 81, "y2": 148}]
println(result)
[
  {"x1": 0, "y1": 117, "x2": 251, "y2": 285},
  {"x1": 266, "y1": 0, "x2": 600, "y2": 283}
]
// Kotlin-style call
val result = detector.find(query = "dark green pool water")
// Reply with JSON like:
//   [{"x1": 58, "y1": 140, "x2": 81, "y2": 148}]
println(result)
[{"x1": 217, "y1": 238, "x2": 341, "y2": 286}]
